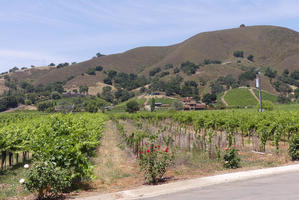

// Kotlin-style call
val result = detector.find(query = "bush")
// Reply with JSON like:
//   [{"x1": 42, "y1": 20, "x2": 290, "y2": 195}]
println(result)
[
  {"x1": 289, "y1": 133, "x2": 299, "y2": 161},
  {"x1": 24, "y1": 161, "x2": 71, "y2": 199},
  {"x1": 25, "y1": 99, "x2": 32, "y2": 105},
  {"x1": 223, "y1": 148, "x2": 240, "y2": 169},
  {"x1": 51, "y1": 91, "x2": 62, "y2": 100},
  {"x1": 85, "y1": 100, "x2": 98, "y2": 113},
  {"x1": 126, "y1": 100, "x2": 139, "y2": 113},
  {"x1": 85, "y1": 68, "x2": 96, "y2": 75},
  {"x1": 233, "y1": 50, "x2": 244, "y2": 58},
  {"x1": 172, "y1": 101, "x2": 183, "y2": 111},
  {"x1": 247, "y1": 54, "x2": 254, "y2": 61},
  {"x1": 256, "y1": 100, "x2": 274, "y2": 111},
  {"x1": 95, "y1": 65, "x2": 103, "y2": 71},
  {"x1": 138, "y1": 145, "x2": 174, "y2": 184},
  {"x1": 37, "y1": 100, "x2": 55, "y2": 112}
]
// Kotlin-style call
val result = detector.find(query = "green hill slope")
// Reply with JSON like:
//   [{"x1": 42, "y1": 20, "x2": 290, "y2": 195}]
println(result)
[{"x1": 224, "y1": 88, "x2": 258, "y2": 106}]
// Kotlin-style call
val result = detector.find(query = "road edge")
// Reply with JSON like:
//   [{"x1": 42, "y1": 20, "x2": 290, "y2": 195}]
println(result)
[{"x1": 75, "y1": 163, "x2": 299, "y2": 200}]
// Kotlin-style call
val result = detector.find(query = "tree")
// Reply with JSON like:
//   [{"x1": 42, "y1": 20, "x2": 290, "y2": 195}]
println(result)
[
  {"x1": 126, "y1": 100, "x2": 139, "y2": 113},
  {"x1": 95, "y1": 65, "x2": 103, "y2": 71},
  {"x1": 247, "y1": 55, "x2": 254, "y2": 61},
  {"x1": 180, "y1": 61, "x2": 199, "y2": 75},
  {"x1": 277, "y1": 95, "x2": 291, "y2": 104},
  {"x1": 150, "y1": 98, "x2": 155, "y2": 112},
  {"x1": 265, "y1": 67, "x2": 277, "y2": 79},
  {"x1": 51, "y1": 91, "x2": 62, "y2": 100},
  {"x1": 85, "y1": 68, "x2": 96, "y2": 75},
  {"x1": 282, "y1": 69, "x2": 289, "y2": 77},
  {"x1": 290, "y1": 70, "x2": 299, "y2": 80},
  {"x1": 202, "y1": 93, "x2": 216, "y2": 105},
  {"x1": 85, "y1": 101, "x2": 98, "y2": 113},
  {"x1": 79, "y1": 85, "x2": 89, "y2": 94},
  {"x1": 96, "y1": 52, "x2": 105, "y2": 57},
  {"x1": 172, "y1": 101, "x2": 183, "y2": 111},
  {"x1": 240, "y1": 24, "x2": 246, "y2": 28},
  {"x1": 294, "y1": 88, "x2": 299, "y2": 99},
  {"x1": 233, "y1": 50, "x2": 244, "y2": 58},
  {"x1": 101, "y1": 86, "x2": 114, "y2": 102}
]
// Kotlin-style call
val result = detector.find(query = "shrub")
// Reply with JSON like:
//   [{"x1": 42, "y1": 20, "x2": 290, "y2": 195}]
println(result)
[
  {"x1": 24, "y1": 161, "x2": 71, "y2": 199},
  {"x1": 247, "y1": 54, "x2": 254, "y2": 61},
  {"x1": 51, "y1": 91, "x2": 62, "y2": 100},
  {"x1": 223, "y1": 148, "x2": 240, "y2": 169},
  {"x1": 25, "y1": 99, "x2": 32, "y2": 105},
  {"x1": 289, "y1": 133, "x2": 299, "y2": 161},
  {"x1": 126, "y1": 100, "x2": 139, "y2": 113},
  {"x1": 85, "y1": 100, "x2": 98, "y2": 113},
  {"x1": 256, "y1": 100, "x2": 274, "y2": 111},
  {"x1": 233, "y1": 50, "x2": 244, "y2": 58},
  {"x1": 138, "y1": 145, "x2": 174, "y2": 184},
  {"x1": 95, "y1": 65, "x2": 103, "y2": 71},
  {"x1": 37, "y1": 100, "x2": 55, "y2": 112},
  {"x1": 85, "y1": 68, "x2": 96, "y2": 75}
]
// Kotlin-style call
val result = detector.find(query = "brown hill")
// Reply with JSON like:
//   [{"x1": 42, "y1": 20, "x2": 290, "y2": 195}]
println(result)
[{"x1": 7, "y1": 25, "x2": 299, "y2": 94}]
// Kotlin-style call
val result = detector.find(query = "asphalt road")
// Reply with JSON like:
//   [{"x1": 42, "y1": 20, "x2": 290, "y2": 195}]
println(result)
[{"x1": 139, "y1": 171, "x2": 299, "y2": 200}]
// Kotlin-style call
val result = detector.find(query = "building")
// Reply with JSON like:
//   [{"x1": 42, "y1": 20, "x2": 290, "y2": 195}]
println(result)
[{"x1": 182, "y1": 97, "x2": 206, "y2": 110}]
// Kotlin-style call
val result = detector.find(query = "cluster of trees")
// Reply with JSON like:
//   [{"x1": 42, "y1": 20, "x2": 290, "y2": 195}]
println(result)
[
  {"x1": 98, "y1": 86, "x2": 134, "y2": 103},
  {"x1": 104, "y1": 71, "x2": 148, "y2": 90},
  {"x1": 180, "y1": 61, "x2": 200, "y2": 75},
  {"x1": 149, "y1": 75, "x2": 200, "y2": 100},
  {"x1": 233, "y1": 50, "x2": 254, "y2": 61},
  {"x1": 85, "y1": 65, "x2": 103, "y2": 75}
]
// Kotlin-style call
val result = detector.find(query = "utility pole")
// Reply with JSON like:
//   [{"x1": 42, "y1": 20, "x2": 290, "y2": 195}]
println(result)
[{"x1": 256, "y1": 72, "x2": 263, "y2": 112}]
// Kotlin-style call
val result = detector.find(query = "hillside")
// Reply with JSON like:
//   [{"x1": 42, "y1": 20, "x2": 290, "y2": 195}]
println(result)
[{"x1": 2, "y1": 25, "x2": 299, "y2": 96}]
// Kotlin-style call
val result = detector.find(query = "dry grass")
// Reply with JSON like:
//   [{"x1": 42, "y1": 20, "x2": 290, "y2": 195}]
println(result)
[{"x1": 5, "y1": 25, "x2": 299, "y2": 95}]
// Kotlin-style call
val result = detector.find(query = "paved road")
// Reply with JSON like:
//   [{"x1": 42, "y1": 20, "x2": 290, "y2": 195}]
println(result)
[{"x1": 139, "y1": 171, "x2": 299, "y2": 200}]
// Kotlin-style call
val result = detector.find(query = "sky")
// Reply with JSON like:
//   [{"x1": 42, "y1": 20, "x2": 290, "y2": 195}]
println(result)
[{"x1": 0, "y1": 0, "x2": 299, "y2": 73}]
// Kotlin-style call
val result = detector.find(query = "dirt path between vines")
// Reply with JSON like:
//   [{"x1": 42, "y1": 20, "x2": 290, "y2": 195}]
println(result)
[
  {"x1": 70, "y1": 121, "x2": 143, "y2": 198},
  {"x1": 221, "y1": 91, "x2": 228, "y2": 106}
]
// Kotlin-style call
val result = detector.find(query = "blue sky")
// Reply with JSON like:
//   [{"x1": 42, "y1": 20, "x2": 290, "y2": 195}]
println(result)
[{"x1": 0, "y1": 0, "x2": 299, "y2": 73}]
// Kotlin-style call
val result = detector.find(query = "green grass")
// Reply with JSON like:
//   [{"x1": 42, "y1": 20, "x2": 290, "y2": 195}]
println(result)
[
  {"x1": 253, "y1": 89, "x2": 278, "y2": 103},
  {"x1": 149, "y1": 98, "x2": 177, "y2": 105},
  {"x1": 274, "y1": 103, "x2": 299, "y2": 111},
  {"x1": 0, "y1": 164, "x2": 31, "y2": 199},
  {"x1": 224, "y1": 88, "x2": 258, "y2": 107},
  {"x1": 110, "y1": 98, "x2": 146, "y2": 113}
]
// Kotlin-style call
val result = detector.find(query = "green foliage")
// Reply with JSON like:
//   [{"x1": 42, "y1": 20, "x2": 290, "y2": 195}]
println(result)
[
  {"x1": 253, "y1": 89, "x2": 278, "y2": 103},
  {"x1": 126, "y1": 100, "x2": 140, "y2": 113},
  {"x1": 224, "y1": 88, "x2": 257, "y2": 106},
  {"x1": 247, "y1": 54, "x2": 254, "y2": 61},
  {"x1": 289, "y1": 133, "x2": 299, "y2": 161},
  {"x1": 172, "y1": 101, "x2": 183, "y2": 111},
  {"x1": 79, "y1": 85, "x2": 89, "y2": 94},
  {"x1": 180, "y1": 61, "x2": 199, "y2": 75},
  {"x1": 238, "y1": 68, "x2": 256, "y2": 85},
  {"x1": 173, "y1": 67, "x2": 180, "y2": 74},
  {"x1": 233, "y1": 50, "x2": 244, "y2": 58},
  {"x1": 85, "y1": 68, "x2": 96, "y2": 75},
  {"x1": 51, "y1": 91, "x2": 62, "y2": 100},
  {"x1": 24, "y1": 161, "x2": 71, "y2": 199},
  {"x1": 150, "y1": 98, "x2": 155, "y2": 112},
  {"x1": 95, "y1": 65, "x2": 103, "y2": 71},
  {"x1": 202, "y1": 93, "x2": 216, "y2": 105},
  {"x1": 149, "y1": 67, "x2": 161, "y2": 76},
  {"x1": 37, "y1": 100, "x2": 55, "y2": 112},
  {"x1": 257, "y1": 100, "x2": 274, "y2": 111},
  {"x1": 138, "y1": 145, "x2": 174, "y2": 184},
  {"x1": 223, "y1": 148, "x2": 240, "y2": 169},
  {"x1": 85, "y1": 100, "x2": 98, "y2": 113},
  {"x1": 277, "y1": 95, "x2": 291, "y2": 104},
  {"x1": 265, "y1": 67, "x2": 277, "y2": 79}
]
